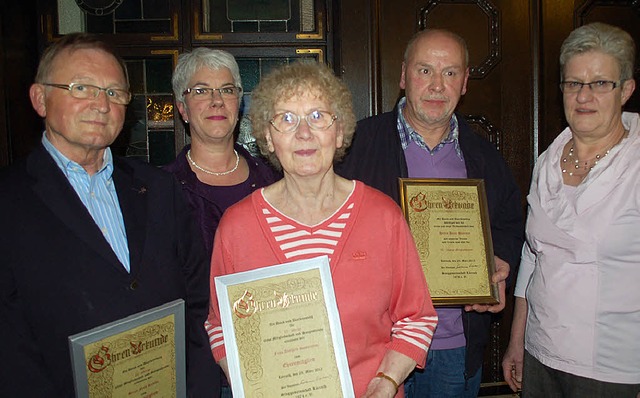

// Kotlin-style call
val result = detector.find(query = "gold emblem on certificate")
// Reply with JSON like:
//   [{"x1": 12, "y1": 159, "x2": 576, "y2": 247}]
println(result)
[
  {"x1": 399, "y1": 179, "x2": 498, "y2": 305},
  {"x1": 69, "y1": 300, "x2": 186, "y2": 397},
  {"x1": 215, "y1": 256, "x2": 354, "y2": 397}
]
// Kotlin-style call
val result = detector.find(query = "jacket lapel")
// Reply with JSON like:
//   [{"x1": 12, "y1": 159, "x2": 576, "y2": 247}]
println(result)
[
  {"x1": 27, "y1": 146, "x2": 125, "y2": 271},
  {"x1": 112, "y1": 158, "x2": 148, "y2": 275}
]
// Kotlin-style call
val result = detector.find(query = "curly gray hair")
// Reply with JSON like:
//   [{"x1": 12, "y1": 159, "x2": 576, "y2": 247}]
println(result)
[{"x1": 249, "y1": 61, "x2": 356, "y2": 170}]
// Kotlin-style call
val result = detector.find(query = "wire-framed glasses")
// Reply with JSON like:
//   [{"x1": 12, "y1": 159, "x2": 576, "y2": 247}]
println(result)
[
  {"x1": 183, "y1": 86, "x2": 242, "y2": 101},
  {"x1": 270, "y1": 110, "x2": 338, "y2": 133},
  {"x1": 559, "y1": 80, "x2": 620, "y2": 94},
  {"x1": 42, "y1": 83, "x2": 131, "y2": 105}
]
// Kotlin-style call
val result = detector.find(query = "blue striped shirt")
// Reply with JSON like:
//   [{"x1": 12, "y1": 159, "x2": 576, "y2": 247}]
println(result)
[{"x1": 42, "y1": 133, "x2": 131, "y2": 272}]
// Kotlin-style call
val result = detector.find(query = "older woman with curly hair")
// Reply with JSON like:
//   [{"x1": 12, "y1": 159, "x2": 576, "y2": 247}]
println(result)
[{"x1": 205, "y1": 61, "x2": 438, "y2": 397}]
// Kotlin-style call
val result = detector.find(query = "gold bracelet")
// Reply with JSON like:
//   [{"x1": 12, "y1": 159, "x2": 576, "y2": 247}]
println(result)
[{"x1": 375, "y1": 371, "x2": 399, "y2": 393}]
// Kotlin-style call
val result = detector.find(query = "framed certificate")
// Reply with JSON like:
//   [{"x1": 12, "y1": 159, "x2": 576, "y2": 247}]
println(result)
[
  {"x1": 215, "y1": 256, "x2": 354, "y2": 397},
  {"x1": 68, "y1": 299, "x2": 186, "y2": 398},
  {"x1": 399, "y1": 178, "x2": 499, "y2": 305}
]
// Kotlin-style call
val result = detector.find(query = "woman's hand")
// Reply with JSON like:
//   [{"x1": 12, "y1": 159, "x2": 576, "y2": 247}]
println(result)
[
  {"x1": 361, "y1": 350, "x2": 417, "y2": 397},
  {"x1": 502, "y1": 296, "x2": 527, "y2": 392},
  {"x1": 502, "y1": 338, "x2": 524, "y2": 392},
  {"x1": 362, "y1": 375, "x2": 398, "y2": 397},
  {"x1": 218, "y1": 357, "x2": 231, "y2": 386}
]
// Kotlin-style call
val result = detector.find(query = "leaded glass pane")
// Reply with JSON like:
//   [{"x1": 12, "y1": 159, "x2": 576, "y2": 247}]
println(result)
[
  {"x1": 202, "y1": 0, "x2": 316, "y2": 33},
  {"x1": 117, "y1": 59, "x2": 176, "y2": 166},
  {"x1": 58, "y1": 0, "x2": 173, "y2": 35}
]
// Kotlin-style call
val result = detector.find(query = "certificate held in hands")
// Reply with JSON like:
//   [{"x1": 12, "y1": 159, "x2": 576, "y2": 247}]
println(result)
[
  {"x1": 215, "y1": 256, "x2": 354, "y2": 398},
  {"x1": 68, "y1": 299, "x2": 186, "y2": 397},
  {"x1": 399, "y1": 178, "x2": 499, "y2": 305}
]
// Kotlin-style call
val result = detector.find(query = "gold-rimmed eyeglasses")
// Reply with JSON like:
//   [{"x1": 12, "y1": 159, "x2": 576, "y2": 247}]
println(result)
[
  {"x1": 270, "y1": 110, "x2": 338, "y2": 133},
  {"x1": 42, "y1": 82, "x2": 131, "y2": 105},
  {"x1": 559, "y1": 80, "x2": 620, "y2": 94},
  {"x1": 183, "y1": 86, "x2": 242, "y2": 101}
]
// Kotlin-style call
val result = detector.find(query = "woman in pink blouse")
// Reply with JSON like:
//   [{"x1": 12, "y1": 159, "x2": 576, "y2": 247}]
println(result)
[{"x1": 502, "y1": 23, "x2": 640, "y2": 397}]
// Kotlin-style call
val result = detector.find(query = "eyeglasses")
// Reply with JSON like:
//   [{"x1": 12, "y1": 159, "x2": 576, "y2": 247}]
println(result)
[
  {"x1": 183, "y1": 86, "x2": 242, "y2": 101},
  {"x1": 559, "y1": 80, "x2": 620, "y2": 94},
  {"x1": 42, "y1": 83, "x2": 131, "y2": 105},
  {"x1": 270, "y1": 110, "x2": 338, "y2": 133}
]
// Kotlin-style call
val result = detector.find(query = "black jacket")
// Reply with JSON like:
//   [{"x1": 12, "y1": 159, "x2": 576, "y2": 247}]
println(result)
[
  {"x1": 0, "y1": 145, "x2": 219, "y2": 397},
  {"x1": 336, "y1": 109, "x2": 524, "y2": 377}
]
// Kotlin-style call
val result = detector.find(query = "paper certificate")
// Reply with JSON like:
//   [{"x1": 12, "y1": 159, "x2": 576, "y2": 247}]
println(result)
[
  {"x1": 215, "y1": 256, "x2": 354, "y2": 398},
  {"x1": 399, "y1": 179, "x2": 498, "y2": 305},
  {"x1": 68, "y1": 299, "x2": 186, "y2": 398}
]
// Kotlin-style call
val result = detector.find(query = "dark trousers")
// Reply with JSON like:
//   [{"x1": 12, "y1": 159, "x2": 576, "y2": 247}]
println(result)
[{"x1": 522, "y1": 350, "x2": 640, "y2": 398}]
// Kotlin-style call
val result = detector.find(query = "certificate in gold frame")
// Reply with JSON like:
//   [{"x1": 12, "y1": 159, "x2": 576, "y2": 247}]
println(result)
[
  {"x1": 399, "y1": 178, "x2": 498, "y2": 305},
  {"x1": 68, "y1": 299, "x2": 185, "y2": 398},
  {"x1": 215, "y1": 256, "x2": 354, "y2": 398}
]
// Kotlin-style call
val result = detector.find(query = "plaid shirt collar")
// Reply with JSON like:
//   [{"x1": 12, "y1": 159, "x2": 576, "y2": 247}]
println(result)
[{"x1": 397, "y1": 97, "x2": 463, "y2": 159}]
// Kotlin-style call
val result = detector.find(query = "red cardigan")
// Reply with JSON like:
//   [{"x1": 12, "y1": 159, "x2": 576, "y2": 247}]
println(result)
[{"x1": 206, "y1": 181, "x2": 437, "y2": 396}]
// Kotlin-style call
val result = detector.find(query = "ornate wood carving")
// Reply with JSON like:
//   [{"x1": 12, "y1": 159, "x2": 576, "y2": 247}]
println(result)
[{"x1": 419, "y1": 0, "x2": 500, "y2": 78}]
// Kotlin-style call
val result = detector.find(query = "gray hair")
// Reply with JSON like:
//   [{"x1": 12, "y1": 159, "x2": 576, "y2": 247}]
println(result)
[
  {"x1": 172, "y1": 48, "x2": 242, "y2": 105},
  {"x1": 249, "y1": 61, "x2": 356, "y2": 171},
  {"x1": 403, "y1": 29, "x2": 469, "y2": 67},
  {"x1": 560, "y1": 22, "x2": 636, "y2": 81}
]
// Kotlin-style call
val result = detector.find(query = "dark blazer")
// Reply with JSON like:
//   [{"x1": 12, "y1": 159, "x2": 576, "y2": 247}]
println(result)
[{"x1": 0, "y1": 145, "x2": 219, "y2": 397}]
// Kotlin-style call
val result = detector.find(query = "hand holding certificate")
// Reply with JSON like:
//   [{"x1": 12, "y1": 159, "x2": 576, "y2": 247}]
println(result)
[
  {"x1": 399, "y1": 178, "x2": 499, "y2": 305},
  {"x1": 215, "y1": 256, "x2": 354, "y2": 398}
]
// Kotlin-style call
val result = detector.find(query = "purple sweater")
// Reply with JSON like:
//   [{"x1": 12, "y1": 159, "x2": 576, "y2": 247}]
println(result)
[{"x1": 405, "y1": 140, "x2": 467, "y2": 350}]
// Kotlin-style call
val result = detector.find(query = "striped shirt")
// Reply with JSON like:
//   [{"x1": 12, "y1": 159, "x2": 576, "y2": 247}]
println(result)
[
  {"x1": 42, "y1": 133, "x2": 130, "y2": 272},
  {"x1": 260, "y1": 189, "x2": 355, "y2": 262}
]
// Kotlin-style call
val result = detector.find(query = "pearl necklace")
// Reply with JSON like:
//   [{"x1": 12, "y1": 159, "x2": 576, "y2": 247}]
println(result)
[
  {"x1": 561, "y1": 142, "x2": 610, "y2": 177},
  {"x1": 561, "y1": 129, "x2": 628, "y2": 177},
  {"x1": 187, "y1": 149, "x2": 239, "y2": 176}
]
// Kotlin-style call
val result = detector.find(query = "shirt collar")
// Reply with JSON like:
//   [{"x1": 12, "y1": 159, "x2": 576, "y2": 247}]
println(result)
[
  {"x1": 42, "y1": 132, "x2": 114, "y2": 178},
  {"x1": 397, "y1": 97, "x2": 463, "y2": 159}
]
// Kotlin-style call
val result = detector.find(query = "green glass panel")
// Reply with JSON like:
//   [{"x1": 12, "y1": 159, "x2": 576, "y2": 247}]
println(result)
[
  {"x1": 143, "y1": 0, "x2": 171, "y2": 19},
  {"x1": 149, "y1": 130, "x2": 175, "y2": 166},
  {"x1": 115, "y1": 20, "x2": 171, "y2": 34},
  {"x1": 125, "y1": 60, "x2": 145, "y2": 94},
  {"x1": 206, "y1": 0, "x2": 304, "y2": 33},
  {"x1": 121, "y1": 95, "x2": 149, "y2": 162},
  {"x1": 145, "y1": 59, "x2": 173, "y2": 94},
  {"x1": 261, "y1": 21, "x2": 288, "y2": 32},
  {"x1": 227, "y1": 0, "x2": 290, "y2": 20},
  {"x1": 114, "y1": 0, "x2": 141, "y2": 19},
  {"x1": 86, "y1": 14, "x2": 113, "y2": 34},
  {"x1": 260, "y1": 58, "x2": 289, "y2": 78},
  {"x1": 237, "y1": 60, "x2": 260, "y2": 93}
]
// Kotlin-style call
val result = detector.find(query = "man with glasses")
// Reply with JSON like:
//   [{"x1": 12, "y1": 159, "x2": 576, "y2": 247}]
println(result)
[
  {"x1": 336, "y1": 29, "x2": 524, "y2": 397},
  {"x1": 0, "y1": 33, "x2": 216, "y2": 397}
]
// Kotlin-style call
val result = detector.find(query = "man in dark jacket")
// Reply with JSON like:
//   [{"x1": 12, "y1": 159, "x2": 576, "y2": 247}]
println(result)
[
  {"x1": 336, "y1": 29, "x2": 523, "y2": 398},
  {"x1": 0, "y1": 33, "x2": 218, "y2": 397}
]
